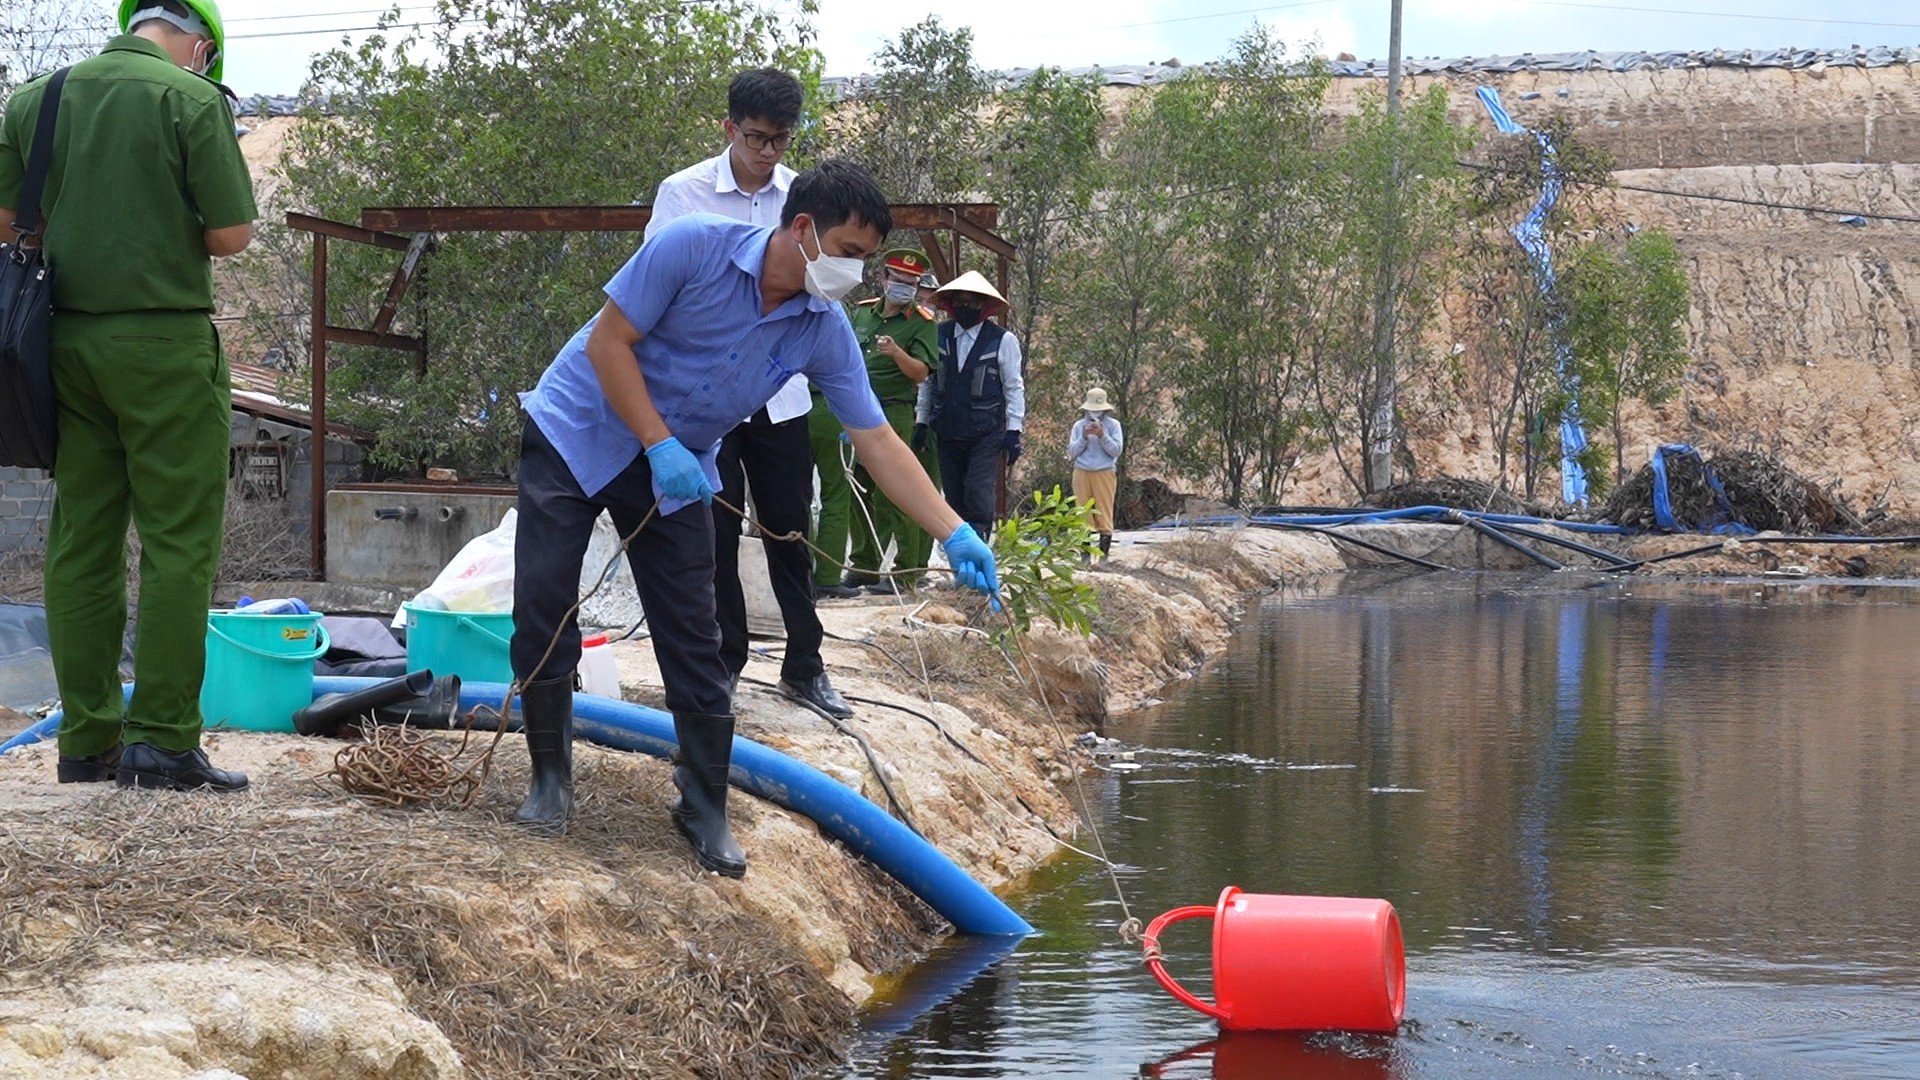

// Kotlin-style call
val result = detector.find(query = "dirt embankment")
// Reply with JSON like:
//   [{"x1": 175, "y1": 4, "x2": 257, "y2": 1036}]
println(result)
[{"x1": 0, "y1": 530, "x2": 1342, "y2": 1078}]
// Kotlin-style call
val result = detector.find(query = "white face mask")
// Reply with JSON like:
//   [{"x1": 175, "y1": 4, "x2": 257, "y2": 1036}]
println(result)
[
  {"x1": 883, "y1": 280, "x2": 918, "y2": 305},
  {"x1": 802, "y1": 221, "x2": 864, "y2": 301}
]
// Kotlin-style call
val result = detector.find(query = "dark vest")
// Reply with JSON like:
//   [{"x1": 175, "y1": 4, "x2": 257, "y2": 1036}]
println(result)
[{"x1": 930, "y1": 320, "x2": 1008, "y2": 440}]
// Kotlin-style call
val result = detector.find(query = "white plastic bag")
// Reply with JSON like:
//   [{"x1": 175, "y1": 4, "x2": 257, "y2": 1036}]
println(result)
[{"x1": 396, "y1": 509, "x2": 518, "y2": 625}]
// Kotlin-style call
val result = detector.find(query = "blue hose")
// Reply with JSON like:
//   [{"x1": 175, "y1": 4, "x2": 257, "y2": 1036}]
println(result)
[
  {"x1": 0, "y1": 684, "x2": 134, "y2": 755},
  {"x1": 3, "y1": 679, "x2": 1033, "y2": 936}
]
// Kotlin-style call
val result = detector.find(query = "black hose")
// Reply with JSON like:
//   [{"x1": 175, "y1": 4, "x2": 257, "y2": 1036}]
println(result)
[
  {"x1": 1252, "y1": 521, "x2": 1455, "y2": 572},
  {"x1": 1453, "y1": 514, "x2": 1565, "y2": 570},
  {"x1": 1482, "y1": 520, "x2": 1632, "y2": 566},
  {"x1": 739, "y1": 675, "x2": 922, "y2": 836},
  {"x1": 1596, "y1": 541, "x2": 1729, "y2": 573}
]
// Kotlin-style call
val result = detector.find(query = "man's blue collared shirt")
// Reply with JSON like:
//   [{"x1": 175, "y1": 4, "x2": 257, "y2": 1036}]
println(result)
[{"x1": 522, "y1": 214, "x2": 885, "y2": 510}]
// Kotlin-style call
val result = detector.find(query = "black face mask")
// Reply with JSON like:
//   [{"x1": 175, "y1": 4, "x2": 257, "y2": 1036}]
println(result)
[{"x1": 950, "y1": 305, "x2": 984, "y2": 329}]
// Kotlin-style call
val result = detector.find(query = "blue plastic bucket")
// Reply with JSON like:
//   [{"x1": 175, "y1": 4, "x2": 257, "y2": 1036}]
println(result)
[
  {"x1": 404, "y1": 604, "x2": 515, "y2": 685},
  {"x1": 200, "y1": 610, "x2": 330, "y2": 733}
]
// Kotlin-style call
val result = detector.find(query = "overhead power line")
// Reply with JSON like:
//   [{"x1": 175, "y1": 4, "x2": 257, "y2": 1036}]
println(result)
[{"x1": 1462, "y1": 161, "x2": 1920, "y2": 225}]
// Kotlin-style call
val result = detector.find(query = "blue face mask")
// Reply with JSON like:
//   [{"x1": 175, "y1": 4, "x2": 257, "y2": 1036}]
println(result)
[{"x1": 883, "y1": 281, "x2": 917, "y2": 305}]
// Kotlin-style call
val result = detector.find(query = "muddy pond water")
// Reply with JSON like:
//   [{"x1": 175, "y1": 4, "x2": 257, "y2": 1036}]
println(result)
[{"x1": 845, "y1": 574, "x2": 1920, "y2": 1078}]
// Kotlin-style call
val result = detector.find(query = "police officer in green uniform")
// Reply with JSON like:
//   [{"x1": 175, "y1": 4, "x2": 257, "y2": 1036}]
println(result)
[
  {"x1": 808, "y1": 248, "x2": 940, "y2": 596},
  {"x1": 0, "y1": 0, "x2": 255, "y2": 791}
]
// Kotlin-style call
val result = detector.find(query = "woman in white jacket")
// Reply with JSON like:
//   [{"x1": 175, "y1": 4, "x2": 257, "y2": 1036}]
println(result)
[{"x1": 1066, "y1": 387, "x2": 1124, "y2": 561}]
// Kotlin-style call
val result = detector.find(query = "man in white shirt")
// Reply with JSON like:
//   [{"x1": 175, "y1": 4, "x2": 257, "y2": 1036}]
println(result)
[
  {"x1": 643, "y1": 68, "x2": 852, "y2": 719},
  {"x1": 915, "y1": 272, "x2": 1025, "y2": 540}
]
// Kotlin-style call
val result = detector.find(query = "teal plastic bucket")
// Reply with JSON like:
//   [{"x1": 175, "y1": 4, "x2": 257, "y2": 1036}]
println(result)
[
  {"x1": 404, "y1": 604, "x2": 515, "y2": 685},
  {"x1": 200, "y1": 610, "x2": 330, "y2": 733}
]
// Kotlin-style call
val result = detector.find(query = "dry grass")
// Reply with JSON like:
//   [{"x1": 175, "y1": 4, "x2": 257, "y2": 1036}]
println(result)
[{"x1": 0, "y1": 743, "x2": 903, "y2": 1078}]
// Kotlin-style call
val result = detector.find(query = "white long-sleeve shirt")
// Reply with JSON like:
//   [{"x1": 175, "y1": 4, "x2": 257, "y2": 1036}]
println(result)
[
  {"x1": 1067, "y1": 414, "x2": 1124, "y2": 470},
  {"x1": 914, "y1": 322, "x2": 1025, "y2": 431},
  {"x1": 644, "y1": 149, "x2": 812, "y2": 423}
]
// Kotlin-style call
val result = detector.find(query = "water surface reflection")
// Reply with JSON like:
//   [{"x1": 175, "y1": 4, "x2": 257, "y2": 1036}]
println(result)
[{"x1": 849, "y1": 575, "x2": 1920, "y2": 1077}]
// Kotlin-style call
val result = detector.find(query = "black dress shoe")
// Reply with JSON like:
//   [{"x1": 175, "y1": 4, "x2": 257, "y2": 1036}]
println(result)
[
  {"x1": 863, "y1": 579, "x2": 912, "y2": 598},
  {"x1": 814, "y1": 582, "x2": 861, "y2": 600},
  {"x1": 779, "y1": 673, "x2": 853, "y2": 719},
  {"x1": 115, "y1": 743, "x2": 249, "y2": 793},
  {"x1": 57, "y1": 743, "x2": 122, "y2": 784}
]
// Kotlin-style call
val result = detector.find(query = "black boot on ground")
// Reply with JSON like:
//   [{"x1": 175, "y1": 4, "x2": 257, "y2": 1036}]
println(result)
[
  {"x1": 513, "y1": 675, "x2": 575, "y2": 835},
  {"x1": 670, "y1": 713, "x2": 746, "y2": 878},
  {"x1": 1099, "y1": 532, "x2": 1113, "y2": 561},
  {"x1": 116, "y1": 743, "x2": 248, "y2": 792}
]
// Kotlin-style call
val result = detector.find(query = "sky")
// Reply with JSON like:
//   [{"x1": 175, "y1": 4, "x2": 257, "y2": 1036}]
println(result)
[{"x1": 167, "y1": 0, "x2": 1920, "y2": 97}]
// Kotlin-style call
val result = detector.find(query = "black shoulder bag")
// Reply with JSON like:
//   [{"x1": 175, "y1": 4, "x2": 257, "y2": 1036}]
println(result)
[{"x1": 0, "y1": 67, "x2": 71, "y2": 470}]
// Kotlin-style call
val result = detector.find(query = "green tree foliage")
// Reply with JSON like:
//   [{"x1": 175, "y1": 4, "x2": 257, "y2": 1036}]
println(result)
[
  {"x1": 263, "y1": 0, "x2": 818, "y2": 476},
  {"x1": 1562, "y1": 227, "x2": 1691, "y2": 488},
  {"x1": 1310, "y1": 86, "x2": 1474, "y2": 494},
  {"x1": 1463, "y1": 118, "x2": 1618, "y2": 500},
  {"x1": 1043, "y1": 95, "x2": 1188, "y2": 486},
  {"x1": 824, "y1": 16, "x2": 990, "y2": 202},
  {"x1": 983, "y1": 66, "x2": 1103, "y2": 353},
  {"x1": 990, "y1": 486, "x2": 1100, "y2": 640},
  {"x1": 1151, "y1": 28, "x2": 1329, "y2": 508}
]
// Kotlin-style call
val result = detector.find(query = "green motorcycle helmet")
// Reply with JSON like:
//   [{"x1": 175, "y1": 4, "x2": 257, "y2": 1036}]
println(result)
[{"x1": 118, "y1": 0, "x2": 227, "y2": 84}]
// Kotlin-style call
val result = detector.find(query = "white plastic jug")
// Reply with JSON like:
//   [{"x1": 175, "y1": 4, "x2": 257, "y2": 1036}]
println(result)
[{"x1": 578, "y1": 633, "x2": 619, "y2": 699}]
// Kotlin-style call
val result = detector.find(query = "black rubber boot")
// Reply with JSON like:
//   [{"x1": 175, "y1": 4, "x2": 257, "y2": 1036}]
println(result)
[
  {"x1": 670, "y1": 713, "x2": 746, "y2": 878},
  {"x1": 513, "y1": 676, "x2": 575, "y2": 835},
  {"x1": 1099, "y1": 532, "x2": 1113, "y2": 561}
]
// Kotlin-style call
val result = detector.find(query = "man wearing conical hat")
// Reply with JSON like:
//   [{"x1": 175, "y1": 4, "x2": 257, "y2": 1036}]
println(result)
[
  {"x1": 1067, "y1": 387, "x2": 1124, "y2": 561},
  {"x1": 915, "y1": 271, "x2": 1025, "y2": 540},
  {"x1": 809, "y1": 247, "x2": 942, "y2": 600}
]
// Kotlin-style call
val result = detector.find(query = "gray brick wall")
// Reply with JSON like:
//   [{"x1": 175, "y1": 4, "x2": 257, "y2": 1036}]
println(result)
[{"x1": 0, "y1": 467, "x2": 53, "y2": 554}]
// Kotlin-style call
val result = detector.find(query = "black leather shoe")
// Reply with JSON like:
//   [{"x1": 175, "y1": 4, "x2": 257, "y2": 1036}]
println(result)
[
  {"x1": 57, "y1": 743, "x2": 122, "y2": 784},
  {"x1": 862, "y1": 579, "x2": 912, "y2": 598},
  {"x1": 779, "y1": 673, "x2": 853, "y2": 719},
  {"x1": 115, "y1": 743, "x2": 248, "y2": 793},
  {"x1": 814, "y1": 582, "x2": 861, "y2": 600},
  {"x1": 513, "y1": 676, "x2": 575, "y2": 836},
  {"x1": 670, "y1": 713, "x2": 746, "y2": 878}
]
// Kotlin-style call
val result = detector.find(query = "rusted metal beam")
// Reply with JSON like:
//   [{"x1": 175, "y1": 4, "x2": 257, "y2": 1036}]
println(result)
[
  {"x1": 916, "y1": 230, "x2": 953, "y2": 283},
  {"x1": 360, "y1": 202, "x2": 1005, "y2": 235},
  {"x1": 370, "y1": 232, "x2": 432, "y2": 338},
  {"x1": 286, "y1": 211, "x2": 412, "y2": 252},
  {"x1": 362, "y1": 206, "x2": 654, "y2": 232},
  {"x1": 325, "y1": 325, "x2": 426, "y2": 355},
  {"x1": 948, "y1": 213, "x2": 1019, "y2": 262},
  {"x1": 309, "y1": 234, "x2": 329, "y2": 580}
]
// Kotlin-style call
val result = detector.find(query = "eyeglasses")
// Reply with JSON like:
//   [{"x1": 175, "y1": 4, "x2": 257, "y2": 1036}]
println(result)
[{"x1": 737, "y1": 129, "x2": 794, "y2": 152}]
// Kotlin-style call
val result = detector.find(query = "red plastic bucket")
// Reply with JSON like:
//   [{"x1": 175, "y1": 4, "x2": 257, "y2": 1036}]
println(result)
[{"x1": 1142, "y1": 886, "x2": 1405, "y2": 1034}]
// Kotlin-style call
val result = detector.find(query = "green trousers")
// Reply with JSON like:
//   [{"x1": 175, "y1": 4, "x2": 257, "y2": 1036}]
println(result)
[
  {"x1": 848, "y1": 401, "x2": 939, "y2": 586},
  {"x1": 46, "y1": 312, "x2": 229, "y2": 756},
  {"x1": 808, "y1": 399, "x2": 855, "y2": 587}
]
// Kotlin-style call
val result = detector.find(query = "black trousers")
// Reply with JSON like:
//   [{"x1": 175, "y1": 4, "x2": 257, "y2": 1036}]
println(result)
[
  {"x1": 711, "y1": 407, "x2": 824, "y2": 683},
  {"x1": 936, "y1": 431, "x2": 1004, "y2": 539},
  {"x1": 512, "y1": 417, "x2": 731, "y2": 718}
]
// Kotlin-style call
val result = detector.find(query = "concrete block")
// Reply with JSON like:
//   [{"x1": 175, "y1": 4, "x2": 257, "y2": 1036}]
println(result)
[{"x1": 326, "y1": 490, "x2": 515, "y2": 589}]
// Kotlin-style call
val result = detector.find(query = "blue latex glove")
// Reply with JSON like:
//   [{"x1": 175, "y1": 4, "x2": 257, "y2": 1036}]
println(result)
[
  {"x1": 1002, "y1": 429, "x2": 1023, "y2": 464},
  {"x1": 943, "y1": 522, "x2": 1001, "y2": 611},
  {"x1": 644, "y1": 436, "x2": 714, "y2": 504}
]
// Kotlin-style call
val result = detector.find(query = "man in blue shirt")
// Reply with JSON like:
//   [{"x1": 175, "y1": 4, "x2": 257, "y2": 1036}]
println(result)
[{"x1": 512, "y1": 161, "x2": 1000, "y2": 877}]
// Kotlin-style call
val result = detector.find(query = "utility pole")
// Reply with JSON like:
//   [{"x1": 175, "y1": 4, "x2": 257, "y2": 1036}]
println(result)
[{"x1": 1366, "y1": 0, "x2": 1405, "y2": 493}]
